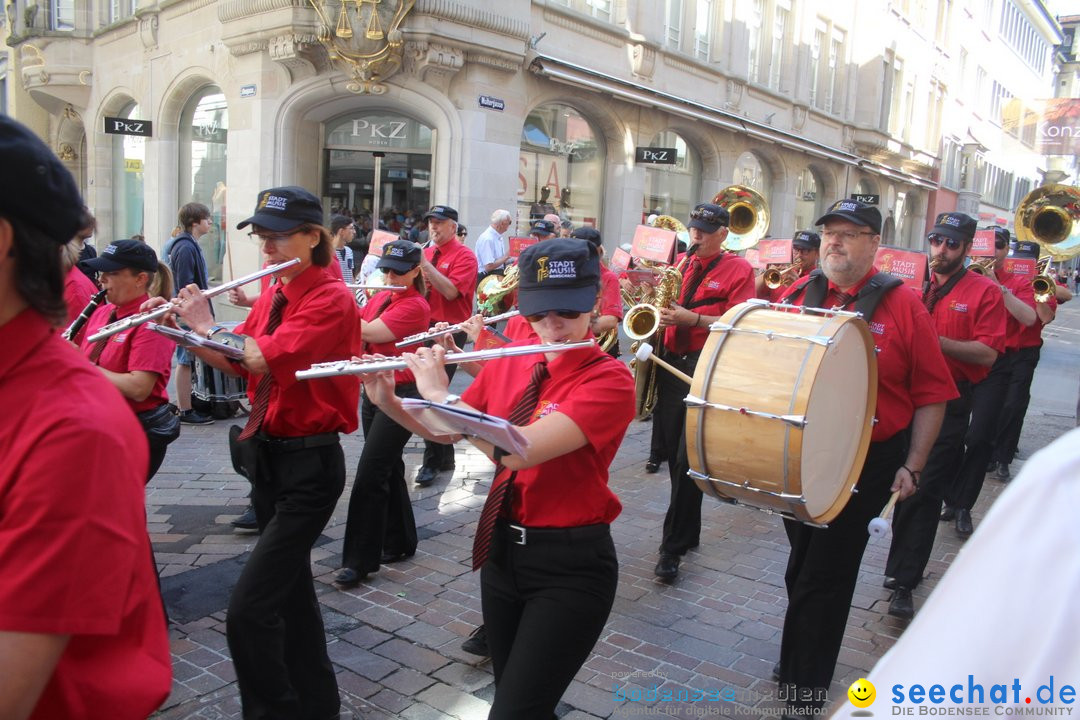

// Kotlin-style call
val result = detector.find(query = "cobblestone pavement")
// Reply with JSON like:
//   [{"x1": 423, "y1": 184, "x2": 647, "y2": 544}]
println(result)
[{"x1": 149, "y1": 314, "x2": 1079, "y2": 720}]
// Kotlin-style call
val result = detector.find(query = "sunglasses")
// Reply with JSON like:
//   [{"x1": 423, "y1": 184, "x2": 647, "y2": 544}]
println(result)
[
  {"x1": 690, "y1": 208, "x2": 725, "y2": 225},
  {"x1": 927, "y1": 234, "x2": 963, "y2": 250},
  {"x1": 524, "y1": 310, "x2": 583, "y2": 323},
  {"x1": 248, "y1": 229, "x2": 304, "y2": 245},
  {"x1": 995, "y1": 239, "x2": 1008, "y2": 250}
]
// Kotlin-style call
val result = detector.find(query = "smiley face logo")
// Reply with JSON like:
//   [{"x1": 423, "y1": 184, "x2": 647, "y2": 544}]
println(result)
[{"x1": 848, "y1": 678, "x2": 876, "y2": 708}]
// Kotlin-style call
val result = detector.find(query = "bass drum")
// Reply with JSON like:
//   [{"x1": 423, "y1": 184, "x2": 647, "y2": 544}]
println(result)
[
  {"x1": 191, "y1": 321, "x2": 248, "y2": 420},
  {"x1": 685, "y1": 301, "x2": 877, "y2": 525}
]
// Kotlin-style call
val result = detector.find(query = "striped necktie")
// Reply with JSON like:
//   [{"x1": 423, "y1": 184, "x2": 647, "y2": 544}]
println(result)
[
  {"x1": 238, "y1": 288, "x2": 288, "y2": 441},
  {"x1": 87, "y1": 308, "x2": 118, "y2": 364}
]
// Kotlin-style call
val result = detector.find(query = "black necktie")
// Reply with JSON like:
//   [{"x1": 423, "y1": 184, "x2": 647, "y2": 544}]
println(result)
[{"x1": 238, "y1": 288, "x2": 288, "y2": 441}]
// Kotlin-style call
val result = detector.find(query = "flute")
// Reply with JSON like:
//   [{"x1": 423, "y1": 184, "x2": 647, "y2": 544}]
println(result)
[
  {"x1": 346, "y1": 283, "x2": 407, "y2": 291},
  {"x1": 395, "y1": 310, "x2": 520, "y2": 348},
  {"x1": 86, "y1": 258, "x2": 301, "y2": 343},
  {"x1": 296, "y1": 339, "x2": 593, "y2": 380},
  {"x1": 62, "y1": 288, "x2": 107, "y2": 341}
]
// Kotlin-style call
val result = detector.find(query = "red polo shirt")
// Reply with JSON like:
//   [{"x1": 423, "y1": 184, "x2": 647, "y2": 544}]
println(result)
[
  {"x1": 1017, "y1": 287, "x2": 1057, "y2": 350},
  {"x1": 780, "y1": 269, "x2": 958, "y2": 442},
  {"x1": 0, "y1": 310, "x2": 171, "y2": 720},
  {"x1": 663, "y1": 251, "x2": 756, "y2": 353},
  {"x1": 995, "y1": 266, "x2": 1035, "y2": 351},
  {"x1": 424, "y1": 238, "x2": 478, "y2": 324},
  {"x1": 762, "y1": 267, "x2": 813, "y2": 303},
  {"x1": 928, "y1": 271, "x2": 1007, "y2": 384},
  {"x1": 598, "y1": 266, "x2": 623, "y2": 319},
  {"x1": 361, "y1": 286, "x2": 430, "y2": 385},
  {"x1": 80, "y1": 295, "x2": 174, "y2": 414},
  {"x1": 64, "y1": 265, "x2": 99, "y2": 336},
  {"x1": 236, "y1": 263, "x2": 361, "y2": 436},
  {"x1": 462, "y1": 341, "x2": 635, "y2": 527}
]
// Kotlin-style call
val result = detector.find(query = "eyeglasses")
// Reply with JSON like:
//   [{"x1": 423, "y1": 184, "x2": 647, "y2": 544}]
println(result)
[
  {"x1": 927, "y1": 234, "x2": 963, "y2": 250},
  {"x1": 690, "y1": 208, "x2": 725, "y2": 225},
  {"x1": 524, "y1": 310, "x2": 583, "y2": 323},
  {"x1": 248, "y1": 230, "x2": 303, "y2": 245},
  {"x1": 822, "y1": 230, "x2": 876, "y2": 242}
]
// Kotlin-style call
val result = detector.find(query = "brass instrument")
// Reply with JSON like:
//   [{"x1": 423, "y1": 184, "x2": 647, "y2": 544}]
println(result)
[
  {"x1": 62, "y1": 288, "x2": 107, "y2": 341},
  {"x1": 395, "y1": 310, "x2": 520, "y2": 348},
  {"x1": 928, "y1": 255, "x2": 943, "y2": 273},
  {"x1": 87, "y1": 258, "x2": 301, "y2": 343},
  {"x1": 763, "y1": 258, "x2": 803, "y2": 289},
  {"x1": 1032, "y1": 257, "x2": 1057, "y2": 303},
  {"x1": 476, "y1": 264, "x2": 520, "y2": 317},
  {"x1": 1015, "y1": 184, "x2": 1080, "y2": 261},
  {"x1": 966, "y1": 258, "x2": 996, "y2": 276},
  {"x1": 296, "y1": 340, "x2": 594, "y2": 379},
  {"x1": 712, "y1": 185, "x2": 770, "y2": 252}
]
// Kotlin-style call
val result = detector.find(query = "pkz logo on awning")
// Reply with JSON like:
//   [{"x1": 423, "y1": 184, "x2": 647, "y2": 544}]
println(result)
[
  {"x1": 635, "y1": 147, "x2": 678, "y2": 165},
  {"x1": 104, "y1": 117, "x2": 152, "y2": 137}
]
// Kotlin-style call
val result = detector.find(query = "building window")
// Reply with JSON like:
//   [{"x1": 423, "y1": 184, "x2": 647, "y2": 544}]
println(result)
[
  {"x1": 811, "y1": 23, "x2": 825, "y2": 108},
  {"x1": 112, "y1": 102, "x2": 145, "y2": 242},
  {"x1": 768, "y1": 1, "x2": 789, "y2": 91},
  {"x1": 936, "y1": 0, "x2": 952, "y2": 45},
  {"x1": 694, "y1": 0, "x2": 712, "y2": 60},
  {"x1": 642, "y1": 131, "x2": 701, "y2": 222},
  {"x1": 50, "y1": 0, "x2": 75, "y2": 30},
  {"x1": 519, "y1": 104, "x2": 605, "y2": 235},
  {"x1": 794, "y1": 167, "x2": 822, "y2": 231},
  {"x1": 888, "y1": 58, "x2": 905, "y2": 135},
  {"x1": 586, "y1": 0, "x2": 611, "y2": 21},
  {"x1": 733, "y1": 151, "x2": 771, "y2": 199},
  {"x1": 179, "y1": 87, "x2": 228, "y2": 282},
  {"x1": 666, "y1": 0, "x2": 683, "y2": 49},
  {"x1": 107, "y1": 0, "x2": 136, "y2": 24},
  {"x1": 825, "y1": 28, "x2": 845, "y2": 113},
  {"x1": 747, "y1": 0, "x2": 764, "y2": 83}
]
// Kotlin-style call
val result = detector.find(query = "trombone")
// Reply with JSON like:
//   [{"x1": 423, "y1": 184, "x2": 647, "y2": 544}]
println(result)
[
  {"x1": 1032, "y1": 257, "x2": 1057, "y2": 303},
  {"x1": 87, "y1": 258, "x2": 301, "y2": 343},
  {"x1": 763, "y1": 258, "x2": 803, "y2": 289},
  {"x1": 395, "y1": 310, "x2": 520, "y2": 348}
]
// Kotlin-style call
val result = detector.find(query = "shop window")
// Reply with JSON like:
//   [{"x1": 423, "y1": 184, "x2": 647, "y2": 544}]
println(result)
[
  {"x1": 794, "y1": 167, "x2": 822, "y2": 231},
  {"x1": 178, "y1": 86, "x2": 228, "y2": 282},
  {"x1": 642, "y1": 131, "x2": 701, "y2": 223},
  {"x1": 111, "y1": 102, "x2": 145, "y2": 241},
  {"x1": 732, "y1": 151, "x2": 771, "y2": 199}
]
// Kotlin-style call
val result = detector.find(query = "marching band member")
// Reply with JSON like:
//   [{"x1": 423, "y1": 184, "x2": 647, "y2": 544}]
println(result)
[
  {"x1": 363, "y1": 238, "x2": 634, "y2": 719},
  {"x1": 0, "y1": 115, "x2": 171, "y2": 720},
  {"x1": 336, "y1": 240, "x2": 431, "y2": 586},
  {"x1": 61, "y1": 238, "x2": 99, "y2": 341},
  {"x1": 653, "y1": 202, "x2": 756, "y2": 582},
  {"x1": 886, "y1": 212, "x2": 1007, "y2": 619},
  {"x1": 415, "y1": 205, "x2": 478, "y2": 488},
  {"x1": 774, "y1": 199, "x2": 953, "y2": 717},
  {"x1": 78, "y1": 240, "x2": 178, "y2": 481},
  {"x1": 166, "y1": 186, "x2": 361, "y2": 720},
  {"x1": 754, "y1": 230, "x2": 820, "y2": 302},
  {"x1": 571, "y1": 227, "x2": 622, "y2": 357}
]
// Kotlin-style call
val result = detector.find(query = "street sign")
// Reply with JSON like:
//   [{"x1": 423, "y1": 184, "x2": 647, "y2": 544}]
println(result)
[
  {"x1": 104, "y1": 117, "x2": 152, "y2": 137},
  {"x1": 478, "y1": 95, "x2": 505, "y2": 111},
  {"x1": 240, "y1": 84, "x2": 257, "y2": 98},
  {"x1": 851, "y1": 193, "x2": 880, "y2": 204},
  {"x1": 635, "y1": 147, "x2": 678, "y2": 165}
]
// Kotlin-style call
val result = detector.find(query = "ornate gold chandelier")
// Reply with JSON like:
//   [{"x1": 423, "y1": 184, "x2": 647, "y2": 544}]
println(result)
[{"x1": 307, "y1": 0, "x2": 415, "y2": 94}]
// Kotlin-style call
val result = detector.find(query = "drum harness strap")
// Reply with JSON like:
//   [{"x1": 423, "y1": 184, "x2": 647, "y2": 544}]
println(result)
[{"x1": 784, "y1": 269, "x2": 903, "y2": 320}]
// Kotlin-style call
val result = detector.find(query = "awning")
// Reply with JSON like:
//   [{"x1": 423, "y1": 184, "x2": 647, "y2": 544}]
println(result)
[{"x1": 528, "y1": 54, "x2": 938, "y2": 192}]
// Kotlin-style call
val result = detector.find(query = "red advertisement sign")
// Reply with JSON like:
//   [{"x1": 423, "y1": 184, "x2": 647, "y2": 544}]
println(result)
[
  {"x1": 630, "y1": 225, "x2": 676, "y2": 263},
  {"x1": 970, "y1": 229, "x2": 996, "y2": 257},
  {"x1": 758, "y1": 239, "x2": 793, "y2": 265},
  {"x1": 744, "y1": 248, "x2": 764, "y2": 270},
  {"x1": 509, "y1": 236, "x2": 540, "y2": 258},
  {"x1": 610, "y1": 247, "x2": 632, "y2": 273},
  {"x1": 1002, "y1": 257, "x2": 1036, "y2": 278},
  {"x1": 369, "y1": 230, "x2": 398, "y2": 257},
  {"x1": 875, "y1": 246, "x2": 928, "y2": 291}
]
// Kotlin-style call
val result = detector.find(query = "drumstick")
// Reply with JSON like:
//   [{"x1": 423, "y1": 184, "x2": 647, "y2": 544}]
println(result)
[
  {"x1": 868, "y1": 491, "x2": 901, "y2": 538},
  {"x1": 635, "y1": 342, "x2": 693, "y2": 385}
]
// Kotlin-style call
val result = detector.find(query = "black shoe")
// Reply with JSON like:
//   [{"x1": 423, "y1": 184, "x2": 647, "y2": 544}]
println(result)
[
  {"x1": 955, "y1": 508, "x2": 974, "y2": 537},
  {"x1": 334, "y1": 568, "x2": 367, "y2": 586},
  {"x1": 883, "y1": 576, "x2": 897, "y2": 590},
  {"x1": 985, "y1": 461, "x2": 999, "y2": 475},
  {"x1": 380, "y1": 550, "x2": 415, "y2": 564},
  {"x1": 995, "y1": 463, "x2": 1011, "y2": 482},
  {"x1": 461, "y1": 625, "x2": 489, "y2": 656},
  {"x1": 654, "y1": 553, "x2": 680, "y2": 582},
  {"x1": 230, "y1": 505, "x2": 259, "y2": 533},
  {"x1": 888, "y1": 587, "x2": 915, "y2": 619},
  {"x1": 771, "y1": 661, "x2": 781, "y2": 681},
  {"x1": 439, "y1": 462, "x2": 456, "y2": 473},
  {"x1": 415, "y1": 466, "x2": 438, "y2": 487},
  {"x1": 645, "y1": 459, "x2": 661, "y2": 474},
  {"x1": 179, "y1": 409, "x2": 214, "y2": 425},
  {"x1": 940, "y1": 505, "x2": 956, "y2": 522}
]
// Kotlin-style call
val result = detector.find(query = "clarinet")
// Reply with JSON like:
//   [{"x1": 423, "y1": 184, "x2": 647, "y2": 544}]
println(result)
[{"x1": 62, "y1": 289, "x2": 107, "y2": 342}]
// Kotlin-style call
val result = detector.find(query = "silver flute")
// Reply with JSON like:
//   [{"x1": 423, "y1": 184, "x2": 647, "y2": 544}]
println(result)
[
  {"x1": 394, "y1": 309, "x2": 521, "y2": 348},
  {"x1": 86, "y1": 258, "x2": 301, "y2": 343},
  {"x1": 345, "y1": 283, "x2": 407, "y2": 291},
  {"x1": 296, "y1": 339, "x2": 593, "y2": 380}
]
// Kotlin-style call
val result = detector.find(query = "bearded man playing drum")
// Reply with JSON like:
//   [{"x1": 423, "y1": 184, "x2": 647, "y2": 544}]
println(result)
[{"x1": 774, "y1": 199, "x2": 955, "y2": 717}]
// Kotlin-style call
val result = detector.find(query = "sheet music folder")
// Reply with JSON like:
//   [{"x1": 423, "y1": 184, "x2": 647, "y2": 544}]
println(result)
[{"x1": 400, "y1": 398, "x2": 530, "y2": 457}]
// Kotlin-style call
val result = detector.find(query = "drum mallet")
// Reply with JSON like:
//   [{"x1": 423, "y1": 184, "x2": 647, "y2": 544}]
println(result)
[
  {"x1": 634, "y1": 343, "x2": 693, "y2": 385},
  {"x1": 868, "y1": 491, "x2": 901, "y2": 538}
]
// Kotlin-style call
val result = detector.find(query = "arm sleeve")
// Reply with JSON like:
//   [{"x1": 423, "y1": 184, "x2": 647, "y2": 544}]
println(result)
[
  {"x1": 126, "y1": 324, "x2": 176, "y2": 377},
  {"x1": 171, "y1": 242, "x2": 198, "y2": 291},
  {"x1": 379, "y1": 297, "x2": 431, "y2": 340}
]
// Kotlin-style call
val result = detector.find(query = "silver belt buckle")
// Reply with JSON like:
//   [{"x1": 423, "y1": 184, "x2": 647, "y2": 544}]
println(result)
[{"x1": 509, "y1": 524, "x2": 527, "y2": 545}]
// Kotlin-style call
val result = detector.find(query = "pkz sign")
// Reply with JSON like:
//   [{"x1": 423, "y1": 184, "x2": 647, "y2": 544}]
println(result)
[
  {"x1": 851, "y1": 194, "x2": 880, "y2": 205},
  {"x1": 104, "y1": 116, "x2": 152, "y2": 137},
  {"x1": 635, "y1": 147, "x2": 678, "y2": 165}
]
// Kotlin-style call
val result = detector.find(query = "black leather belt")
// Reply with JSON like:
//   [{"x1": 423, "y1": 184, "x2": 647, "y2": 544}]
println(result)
[
  {"x1": 499, "y1": 520, "x2": 609, "y2": 546},
  {"x1": 258, "y1": 432, "x2": 339, "y2": 453}
]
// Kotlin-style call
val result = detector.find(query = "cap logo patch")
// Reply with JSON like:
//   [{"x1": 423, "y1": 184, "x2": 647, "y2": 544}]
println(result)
[
  {"x1": 835, "y1": 201, "x2": 859, "y2": 212},
  {"x1": 104, "y1": 245, "x2": 118, "y2": 255},
  {"x1": 942, "y1": 215, "x2": 961, "y2": 227},
  {"x1": 546, "y1": 259, "x2": 577, "y2": 279},
  {"x1": 536, "y1": 256, "x2": 549, "y2": 282},
  {"x1": 387, "y1": 246, "x2": 404, "y2": 257},
  {"x1": 259, "y1": 193, "x2": 288, "y2": 211}
]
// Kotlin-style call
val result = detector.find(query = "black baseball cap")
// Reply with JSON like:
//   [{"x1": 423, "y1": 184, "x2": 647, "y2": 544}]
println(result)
[
  {"x1": 80, "y1": 239, "x2": 158, "y2": 273},
  {"x1": 569, "y1": 226, "x2": 602, "y2": 248},
  {"x1": 688, "y1": 203, "x2": 730, "y2": 233},
  {"x1": 815, "y1": 199, "x2": 882, "y2": 234},
  {"x1": 376, "y1": 239, "x2": 422, "y2": 274},
  {"x1": 0, "y1": 116, "x2": 84, "y2": 244},
  {"x1": 930, "y1": 212, "x2": 977, "y2": 244},
  {"x1": 988, "y1": 226, "x2": 1011, "y2": 246},
  {"x1": 237, "y1": 186, "x2": 324, "y2": 232},
  {"x1": 1013, "y1": 240, "x2": 1039, "y2": 258},
  {"x1": 529, "y1": 219, "x2": 557, "y2": 237},
  {"x1": 423, "y1": 205, "x2": 458, "y2": 222},
  {"x1": 517, "y1": 239, "x2": 600, "y2": 316},
  {"x1": 792, "y1": 230, "x2": 821, "y2": 250}
]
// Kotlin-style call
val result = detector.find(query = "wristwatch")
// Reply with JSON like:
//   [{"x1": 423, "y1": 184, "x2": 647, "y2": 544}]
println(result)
[
  {"x1": 204, "y1": 324, "x2": 227, "y2": 339},
  {"x1": 442, "y1": 393, "x2": 461, "y2": 405}
]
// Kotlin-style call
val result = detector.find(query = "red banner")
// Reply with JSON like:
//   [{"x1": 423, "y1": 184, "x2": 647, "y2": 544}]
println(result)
[
  {"x1": 1002, "y1": 257, "x2": 1036, "y2": 278},
  {"x1": 970, "y1": 229, "x2": 996, "y2": 257},
  {"x1": 744, "y1": 248, "x2": 764, "y2": 270},
  {"x1": 369, "y1": 230, "x2": 398, "y2": 257},
  {"x1": 875, "y1": 247, "x2": 928, "y2": 291},
  {"x1": 610, "y1": 247, "x2": 632, "y2": 273},
  {"x1": 758, "y1": 239, "x2": 793, "y2": 265},
  {"x1": 630, "y1": 225, "x2": 676, "y2": 263},
  {"x1": 508, "y1": 236, "x2": 540, "y2": 258}
]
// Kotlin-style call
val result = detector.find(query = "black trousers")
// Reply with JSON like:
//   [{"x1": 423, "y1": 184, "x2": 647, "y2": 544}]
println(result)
[
  {"x1": 656, "y1": 350, "x2": 701, "y2": 556},
  {"x1": 341, "y1": 388, "x2": 419, "y2": 573},
  {"x1": 482, "y1": 521, "x2": 618, "y2": 719},
  {"x1": 993, "y1": 344, "x2": 1040, "y2": 466},
  {"x1": 778, "y1": 431, "x2": 906, "y2": 713},
  {"x1": 147, "y1": 435, "x2": 169, "y2": 482},
  {"x1": 227, "y1": 437, "x2": 345, "y2": 720},
  {"x1": 421, "y1": 331, "x2": 468, "y2": 471},
  {"x1": 886, "y1": 382, "x2": 973, "y2": 589},
  {"x1": 946, "y1": 357, "x2": 1011, "y2": 511}
]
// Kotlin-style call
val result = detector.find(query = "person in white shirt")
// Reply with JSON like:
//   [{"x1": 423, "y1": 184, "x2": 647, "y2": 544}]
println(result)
[{"x1": 475, "y1": 209, "x2": 512, "y2": 281}]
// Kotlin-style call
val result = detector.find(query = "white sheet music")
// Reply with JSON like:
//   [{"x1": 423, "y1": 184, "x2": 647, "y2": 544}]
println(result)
[{"x1": 400, "y1": 399, "x2": 530, "y2": 457}]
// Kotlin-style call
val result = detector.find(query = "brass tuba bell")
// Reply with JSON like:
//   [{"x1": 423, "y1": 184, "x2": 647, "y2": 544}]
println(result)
[
  {"x1": 1015, "y1": 184, "x2": 1080, "y2": 261},
  {"x1": 712, "y1": 185, "x2": 770, "y2": 252}
]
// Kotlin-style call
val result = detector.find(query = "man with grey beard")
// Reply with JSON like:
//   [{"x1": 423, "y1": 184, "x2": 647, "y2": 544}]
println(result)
[{"x1": 771, "y1": 198, "x2": 954, "y2": 718}]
